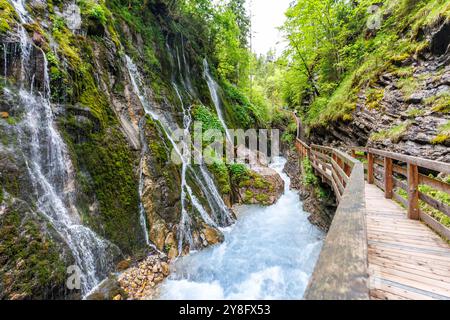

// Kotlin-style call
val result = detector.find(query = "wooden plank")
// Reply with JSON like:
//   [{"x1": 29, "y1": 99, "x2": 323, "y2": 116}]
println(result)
[
  {"x1": 368, "y1": 226, "x2": 447, "y2": 242},
  {"x1": 393, "y1": 177, "x2": 407, "y2": 191},
  {"x1": 419, "y1": 192, "x2": 450, "y2": 218},
  {"x1": 385, "y1": 157, "x2": 394, "y2": 199},
  {"x1": 368, "y1": 234, "x2": 450, "y2": 251},
  {"x1": 368, "y1": 243, "x2": 450, "y2": 261},
  {"x1": 332, "y1": 168, "x2": 345, "y2": 197},
  {"x1": 419, "y1": 174, "x2": 450, "y2": 195},
  {"x1": 370, "y1": 256, "x2": 450, "y2": 280},
  {"x1": 393, "y1": 192, "x2": 408, "y2": 208},
  {"x1": 369, "y1": 281, "x2": 437, "y2": 300},
  {"x1": 373, "y1": 269, "x2": 450, "y2": 295},
  {"x1": 407, "y1": 163, "x2": 420, "y2": 220},
  {"x1": 370, "y1": 289, "x2": 409, "y2": 300},
  {"x1": 393, "y1": 163, "x2": 407, "y2": 176},
  {"x1": 374, "y1": 177, "x2": 385, "y2": 192},
  {"x1": 420, "y1": 211, "x2": 450, "y2": 242},
  {"x1": 331, "y1": 158, "x2": 349, "y2": 184}
]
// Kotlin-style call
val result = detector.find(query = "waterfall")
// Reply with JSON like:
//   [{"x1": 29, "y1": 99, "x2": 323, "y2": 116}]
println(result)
[
  {"x1": 6, "y1": 1, "x2": 117, "y2": 295},
  {"x1": 168, "y1": 43, "x2": 233, "y2": 226},
  {"x1": 138, "y1": 120, "x2": 151, "y2": 246},
  {"x1": 125, "y1": 55, "x2": 231, "y2": 253},
  {"x1": 202, "y1": 59, "x2": 232, "y2": 142}
]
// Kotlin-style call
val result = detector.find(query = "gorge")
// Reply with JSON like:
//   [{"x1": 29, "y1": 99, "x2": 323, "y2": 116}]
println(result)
[{"x1": 0, "y1": 0, "x2": 449, "y2": 301}]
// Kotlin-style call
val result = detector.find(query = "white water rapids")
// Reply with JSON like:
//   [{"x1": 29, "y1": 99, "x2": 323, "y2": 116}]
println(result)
[{"x1": 159, "y1": 157, "x2": 324, "y2": 300}]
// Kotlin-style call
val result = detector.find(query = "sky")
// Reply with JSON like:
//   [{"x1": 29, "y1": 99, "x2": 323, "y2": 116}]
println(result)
[{"x1": 247, "y1": 0, "x2": 292, "y2": 56}]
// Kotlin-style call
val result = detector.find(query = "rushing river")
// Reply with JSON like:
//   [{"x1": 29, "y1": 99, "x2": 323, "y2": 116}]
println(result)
[{"x1": 159, "y1": 157, "x2": 324, "y2": 300}]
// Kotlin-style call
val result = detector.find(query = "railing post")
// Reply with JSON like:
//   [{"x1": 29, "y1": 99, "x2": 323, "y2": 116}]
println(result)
[
  {"x1": 407, "y1": 163, "x2": 420, "y2": 220},
  {"x1": 367, "y1": 153, "x2": 374, "y2": 184},
  {"x1": 384, "y1": 157, "x2": 393, "y2": 199}
]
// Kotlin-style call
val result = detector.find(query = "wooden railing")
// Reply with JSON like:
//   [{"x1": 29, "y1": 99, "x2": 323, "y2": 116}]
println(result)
[
  {"x1": 290, "y1": 113, "x2": 370, "y2": 299},
  {"x1": 291, "y1": 113, "x2": 450, "y2": 299},
  {"x1": 351, "y1": 147, "x2": 450, "y2": 240}
]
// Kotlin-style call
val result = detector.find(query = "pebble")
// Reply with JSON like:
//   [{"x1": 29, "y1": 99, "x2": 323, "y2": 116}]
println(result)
[{"x1": 117, "y1": 255, "x2": 171, "y2": 300}]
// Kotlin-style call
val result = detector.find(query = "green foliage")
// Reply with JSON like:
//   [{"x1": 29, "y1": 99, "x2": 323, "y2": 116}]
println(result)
[
  {"x1": 229, "y1": 163, "x2": 249, "y2": 183},
  {"x1": 406, "y1": 107, "x2": 425, "y2": 118},
  {"x1": 72, "y1": 128, "x2": 141, "y2": 254},
  {"x1": 396, "y1": 183, "x2": 450, "y2": 228},
  {"x1": 371, "y1": 122, "x2": 411, "y2": 143},
  {"x1": 432, "y1": 121, "x2": 450, "y2": 145},
  {"x1": 78, "y1": 0, "x2": 108, "y2": 25},
  {"x1": 0, "y1": 210, "x2": 67, "y2": 299},
  {"x1": 209, "y1": 161, "x2": 231, "y2": 194},
  {"x1": 302, "y1": 158, "x2": 318, "y2": 186},
  {"x1": 192, "y1": 105, "x2": 225, "y2": 133},
  {"x1": 425, "y1": 92, "x2": 450, "y2": 114},
  {"x1": 281, "y1": 0, "x2": 450, "y2": 129},
  {"x1": 0, "y1": 0, "x2": 17, "y2": 34}
]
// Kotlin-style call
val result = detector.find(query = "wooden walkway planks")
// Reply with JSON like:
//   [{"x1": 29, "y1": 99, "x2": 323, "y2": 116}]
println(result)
[{"x1": 365, "y1": 183, "x2": 450, "y2": 300}]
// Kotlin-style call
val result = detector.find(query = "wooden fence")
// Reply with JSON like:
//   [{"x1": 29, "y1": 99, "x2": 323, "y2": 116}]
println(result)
[{"x1": 352, "y1": 147, "x2": 450, "y2": 240}]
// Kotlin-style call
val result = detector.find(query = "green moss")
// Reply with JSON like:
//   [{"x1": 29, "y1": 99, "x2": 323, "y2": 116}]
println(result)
[
  {"x1": 229, "y1": 163, "x2": 249, "y2": 183},
  {"x1": 255, "y1": 193, "x2": 269, "y2": 203},
  {"x1": 431, "y1": 121, "x2": 450, "y2": 145},
  {"x1": 6, "y1": 117, "x2": 17, "y2": 126},
  {"x1": 0, "y1": 210, "x2": 67, "y2": 299},
  {"x1": 243, "y1": 190, "x2": 254, "y2": 203},
  {"x1": 365, "y1": 88, "x2": 385, "y2": 110},
  {"x1": 407, "y1": 107, "x2": 425, "y2": 118},
  {"x1": 209, "y1": 161, "x2": 231, "y2": 195},
  {"x1": 71, "y1": 128, "x2": 140, "y2": 253},
  {"x1": 425, "y1": 92, "x2": 450, "y2": 114},
  {"x1": 371, "y1": 122, "x2": 411, "y2": 143},
  {"x1": 192, "y1": 105, "x2": 225, "y2": 133},
  {"x1": 0, "y1": 0, "x2": 17, "y2": 34}
]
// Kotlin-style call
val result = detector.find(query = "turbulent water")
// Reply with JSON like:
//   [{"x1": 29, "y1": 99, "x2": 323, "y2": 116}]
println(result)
[{"x1": 159, "y1": 157, "x2": 324, "y2": 300}]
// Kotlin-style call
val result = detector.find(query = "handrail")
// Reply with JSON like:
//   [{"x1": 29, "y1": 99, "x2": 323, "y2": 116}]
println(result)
[
  {"x1": 351, "y1": 146, "x2": 450, "y2": 240},
  {"x1": 289, "y1": 112, "x2": 450, "y2": 299},
  {"x1": 290, "y1": 113, "x2": 369, "y2": 299},
  {"x1": 297, "y1": 136, "x2": 369, "y2": 300}
]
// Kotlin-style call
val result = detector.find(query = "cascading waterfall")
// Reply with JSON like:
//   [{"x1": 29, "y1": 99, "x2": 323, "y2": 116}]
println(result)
[
  {"x1": 7, "y1": 0, "x2": 117, "y2": 295},
  {"x1": 203, "y1": 59, "x2": 232, "y2": 142},
  {"x1": 125, "y1": 55, "x2": 231, "y2": 253},
  {"x1": 138, "y1": 119, "x2": 151, "y2": 246},
  {"x1": 168, "y1": 42, "x2": 232, "y2": 226}
]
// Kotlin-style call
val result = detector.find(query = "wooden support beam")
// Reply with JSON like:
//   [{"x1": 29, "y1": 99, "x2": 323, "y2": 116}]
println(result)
[
  {"x1": 367, "y1": 153, "x2": 374, "y2": 184},
  {"x1": 407, "y1": 163, "x2": 420, "y2": 220},
  {"x1": 384, "y1": 157, "x2": 393, "y2": 199}
]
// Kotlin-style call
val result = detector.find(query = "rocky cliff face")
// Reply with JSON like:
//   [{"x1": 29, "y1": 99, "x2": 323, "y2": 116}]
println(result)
[
  {"x1": 309, "y1": 21, "x2": 450, "y2": 162},
  {"x1": 0, "y1": 0, "x2": 282, "y2": 299}
]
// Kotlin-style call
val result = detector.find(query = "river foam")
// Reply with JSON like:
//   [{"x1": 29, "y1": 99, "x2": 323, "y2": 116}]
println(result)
[{"x1": 159, "y1": 157, "x2": 324, "y2": 300}]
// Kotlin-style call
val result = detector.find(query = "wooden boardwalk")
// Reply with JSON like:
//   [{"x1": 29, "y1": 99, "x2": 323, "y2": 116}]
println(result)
[{"x1": 365, "y1": 183, "x2": 450, "y2": 300}]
